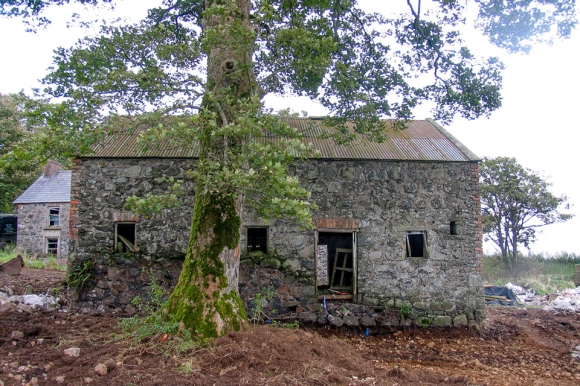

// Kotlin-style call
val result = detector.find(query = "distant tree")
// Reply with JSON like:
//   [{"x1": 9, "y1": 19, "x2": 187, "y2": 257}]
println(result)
[
  {"x1": 0, "y1": 93, "x2": 42, "y2": 213},
  {"x1": 480, "y1": 157, "x2": 573, "y2": 273},
  {"x1": 2, "y1": 0, "x2": 577, "y2": 337}
]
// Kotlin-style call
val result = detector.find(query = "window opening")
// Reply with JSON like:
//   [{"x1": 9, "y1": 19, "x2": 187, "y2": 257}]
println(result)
[
  {"x1": 46, "y1": 238, "x2": 58, "y2": 255},
  {"x1": 116, "y1": 223, "x2": 136, "y2": 252},
  {"x1": 450, "y1": 221, "x2": 458, "y2": 235},
  {"x1": 406, "y1": 231, "x2": 428, "y2": 258},
  {"x1": 247, "y1": 227, "x2": 268, "y2": 254},
  {"x1": 48, "y1": 207, "x2": 60, "y2": 227},
  {"x1": 318, "y1": 232, "x2": 354, "y2": 291}
]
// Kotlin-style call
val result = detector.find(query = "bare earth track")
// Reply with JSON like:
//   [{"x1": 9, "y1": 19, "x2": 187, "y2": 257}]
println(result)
[{"x1": 1, "y1": 268, "x2": 580, "y2": 385}]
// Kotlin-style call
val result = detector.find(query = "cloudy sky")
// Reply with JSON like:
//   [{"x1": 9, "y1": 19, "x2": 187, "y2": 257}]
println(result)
[{"x1": 1, "y1": 1, "x2": 579, "y2": 255}]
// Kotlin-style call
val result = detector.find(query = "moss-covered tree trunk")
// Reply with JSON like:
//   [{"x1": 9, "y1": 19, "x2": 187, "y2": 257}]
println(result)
[{"x1": 165, "y1": 0, "x2": 258, "y2": 338}]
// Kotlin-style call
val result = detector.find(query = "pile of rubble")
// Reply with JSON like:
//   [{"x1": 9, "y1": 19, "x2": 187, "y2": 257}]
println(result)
[
  {"x1": 543, "y1": 287, "x2": 580, "y2": 312},
  {"x1": 504, "y1": 282, "x2": 580, "y2": 312},
  {"x1": 0, "y1": 256, "x2": 67, "y2": 313},
  {"x1": 0, "y1": 287, "x2": 63, "y2": 313}
]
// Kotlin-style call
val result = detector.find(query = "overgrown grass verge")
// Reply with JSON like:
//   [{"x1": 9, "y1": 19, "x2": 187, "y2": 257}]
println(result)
[
  {"x1": 484, "y1": 252, "x2": 579, "y2": 294},
  {"x1": 118, "y1": 275, "x2": 205, "y2": 360},
  {"x1": 0, "y1": 245, "x2": 66, "y2": 271}
]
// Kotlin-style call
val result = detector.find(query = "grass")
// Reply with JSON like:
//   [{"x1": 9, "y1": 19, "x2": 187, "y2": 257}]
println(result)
[
  {"x1": 484, "y1": 252, "x2": 579, "y2": 294},
  {"x1": 0, "y1": 245, "x2": 67, "y2": 271}
]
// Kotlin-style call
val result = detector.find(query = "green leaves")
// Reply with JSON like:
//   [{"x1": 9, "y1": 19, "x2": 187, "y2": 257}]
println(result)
[
  {"x1": 125, "y1": 177, "x2": 184, "y2": 218},
  {"x1": 480, "y1": 156, "x2": 573, "y2": 272},
  {"x1": 186, "y1": 97, "x2": 316, "y2": 229},
  {"x1": 2, "y1": 0, "x2": 578, "y2": 227},
  {"x1": 44, "y1": 21, "x2": 204, "y2": 118},
  {"x1": 475, "y1": 0, "x2": 578, "y2": 53},
  {"x1": 0, "y1": 93, "x2": 44, "y2": 212}
]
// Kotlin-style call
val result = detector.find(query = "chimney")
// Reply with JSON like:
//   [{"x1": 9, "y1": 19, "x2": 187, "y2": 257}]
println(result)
[{"x1": 43, "y1": 161, "x2": 62, "y2": 178}]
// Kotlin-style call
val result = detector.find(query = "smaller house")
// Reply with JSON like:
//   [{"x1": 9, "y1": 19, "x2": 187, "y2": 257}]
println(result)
[{"x1": 13, "y1": 162, "x2": 71, "y2": 258}]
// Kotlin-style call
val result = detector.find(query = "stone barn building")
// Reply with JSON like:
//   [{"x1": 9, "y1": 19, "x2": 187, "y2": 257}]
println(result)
[
  {"x1": 13, "y1": 162, "x2": 71, "y2": 258},
  {"x1": 68, "y1": 118, "x2": 484, "y2": 328}
]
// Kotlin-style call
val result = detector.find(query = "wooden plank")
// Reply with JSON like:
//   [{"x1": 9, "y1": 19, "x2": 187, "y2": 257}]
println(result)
[
  {"x1": 316, "y1": 245, "x2": 329, "y2": 286},
  {"x1": 485, "y1": 295, "x2": 512, "y2": 302},
  {"x1": 117, "y1": 234, "x2": 135, "y2": 252},
  {"x1": 316, "y1": 294, "x2": 353, "y2": 301}
]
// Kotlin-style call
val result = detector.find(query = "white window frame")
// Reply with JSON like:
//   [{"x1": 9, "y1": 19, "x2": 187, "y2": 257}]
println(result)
[
  {"x1": 48, "y1": 207, "x2": 60, "y2": 227},
  {"x1": 46, "y1": 237, "x2": 59, "y2": 256}
]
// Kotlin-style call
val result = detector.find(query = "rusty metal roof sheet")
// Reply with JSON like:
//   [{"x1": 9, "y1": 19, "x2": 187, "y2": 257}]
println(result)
[{"x1": 87, "y1": 117, "x2": 478, "y2": 162}]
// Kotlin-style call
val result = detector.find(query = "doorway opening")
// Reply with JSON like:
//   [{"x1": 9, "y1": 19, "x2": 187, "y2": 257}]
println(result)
[{"x1": 316, "y1": 231, "x2": 356, "y2": 293}]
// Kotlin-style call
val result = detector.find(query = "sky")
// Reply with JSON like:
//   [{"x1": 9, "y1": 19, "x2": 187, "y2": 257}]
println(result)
[{"x1": 1, "y1": 1, "x2": 579, "y2": 255}]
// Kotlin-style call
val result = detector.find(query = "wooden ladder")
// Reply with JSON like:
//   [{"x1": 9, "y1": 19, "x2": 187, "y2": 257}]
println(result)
[{"x1": 330, "y1": 248, "x2": 353, "y2": 290}]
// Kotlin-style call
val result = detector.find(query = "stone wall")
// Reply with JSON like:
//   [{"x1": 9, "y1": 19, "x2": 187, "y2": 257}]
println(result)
[
  {"x1": 69, "y1": 157, "x2": 484, "y2": 325},
  {"x1": 16, "y1": 202, "x2": 70, "y2": 258},
  {"x1": 69, "y1": 158, "x2": 197, "y2": 259}
]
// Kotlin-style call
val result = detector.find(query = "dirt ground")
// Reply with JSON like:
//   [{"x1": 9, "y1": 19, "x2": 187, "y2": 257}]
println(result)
[{"x1": 1, "y1": 269, "x2": 580, "y2": 386}]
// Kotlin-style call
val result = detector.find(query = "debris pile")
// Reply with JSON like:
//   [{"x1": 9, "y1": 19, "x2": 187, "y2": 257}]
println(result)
[
  {"x1": 0, "y1": 291, "x2": 60, "y2": 312},
  {"x1": 544, "y1": 287, "x2": 580, "y2": 312},
  {"x1": 486, "y1": 282, "x2": 580, "y2": 312},
  {"x1": 505, "y1": 282, "x2": 537, "y2": 303}
]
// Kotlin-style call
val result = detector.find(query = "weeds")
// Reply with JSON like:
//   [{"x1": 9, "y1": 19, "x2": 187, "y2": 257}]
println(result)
[
  {"x1": 67, "y1": 260, "x2": 94, "y2": 289},
  {"x1": 484, "y1": 252, "x2": 577, "y2": 293},
  {"x1": 418, "y1": 318, "x2": 431, "y2": 328},
  {"x1": 119, "y1": 271, "x2": 203, "y2": 357},
  {"x1": 249, "y1": 286, "x2": 276, "y2": 325},
  {"x1": 0, "y1": 244, "x2": 18, "y2": 263},
  {"x1": 0, "y1": 245, "x2": 66, "y2": 271},
  {"x1": 271, "y1": 320, "x2": 300, "y2": 329},
  {"x1": 399, "y1": 303, "x2": 413, "y2": 319}
]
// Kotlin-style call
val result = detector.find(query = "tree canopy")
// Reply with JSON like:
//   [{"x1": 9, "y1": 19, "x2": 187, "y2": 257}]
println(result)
[
  {"x1": 0, "y1": 93, "x2": 43, "y2": 213},
  {"x1": 480, "y1": 157, "x2": 573, "y2": 273},
  {"x1": 1, "y1": 0, "x2": 577, "y2": 337}
]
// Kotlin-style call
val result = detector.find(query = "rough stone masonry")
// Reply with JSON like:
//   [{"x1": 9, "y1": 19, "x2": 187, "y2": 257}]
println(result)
[{"x1": 67, "y1": 154, "x2": 484, "y2": 329}]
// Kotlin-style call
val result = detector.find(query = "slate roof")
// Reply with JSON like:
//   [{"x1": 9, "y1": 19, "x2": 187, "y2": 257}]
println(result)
[
  {"x1": 87, "y1": 117, "x2": 479, "y2": 162},
  {"x1": 13, "y1": 171, "x2": 72, "y2": 204}
]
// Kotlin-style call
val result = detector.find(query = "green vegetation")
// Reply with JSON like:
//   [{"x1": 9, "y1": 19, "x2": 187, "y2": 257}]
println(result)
[
  {"x1": 271, "y1": 320, "x2": 300, "y2": 329},
  {"x1": 0, "y1": 245, "x2": 66, "y2": 271},
  {"x1": 120, "y1": 274, "x2": 204, "y2": 353},
  {"x1": 480, "y1": 157, "x2": 573, "y2": 273},
  {"x1": 250, "y1": 286, "x2": 276, "y2": 326},
  {"x1": 418, "y1": 318, "x2": 432, "y2": 328},
  {"x1": 4, "y1": 0, "x2": 577, "y2": 339},
  {"x1": 484, "y1": 252, "x2": 578, "y2": 294},
  {"x1": 0, "y1": 245, "x2": 18, "y2": 263},
  {"x1": 66, "y1": 259, "x2": 94, "y2": 289},
  {"x1": 399, "y1": 303, "x2": 413, "y2": 319},
  {"x1": 0, "y1": 93, "x2": 43, "y2": 213}
]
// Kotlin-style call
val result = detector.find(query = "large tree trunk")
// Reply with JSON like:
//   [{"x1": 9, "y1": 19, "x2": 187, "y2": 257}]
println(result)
[{"x1": 165, "y1": 0, "x2": 257, "y2": 338}]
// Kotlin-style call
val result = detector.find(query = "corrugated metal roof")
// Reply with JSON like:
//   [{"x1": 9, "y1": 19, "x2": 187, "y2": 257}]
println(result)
[
  {"x1": 13, "y1": 171, "x2": 71, "y2": 204},
  {"x1": 87, "y1": 117, "x2": 478, "y2": 162}
]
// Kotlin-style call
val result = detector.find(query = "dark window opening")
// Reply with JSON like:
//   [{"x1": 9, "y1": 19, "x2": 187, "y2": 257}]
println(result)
[
  {"x1": 406, "y1": 231, "x2": 428, "y2": 258},
  {"x1": 48, "y1": 207, "x2": 60, "y2": 227},
  {"x1": 247, "y1": 227, "x2": 268, "y2": 254},
  {"x1": 319, "y1": 232, "x2": 354, "y2": 291},
  {"x1": 450, "y1": 221, "x2": 458, "y2": 235},
  {"x1": 116, "y1": 223, "x2": 136, "y2": 252},
  {"x1": 46, "y1": 238, "x2": 58, "y2": 255}
]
